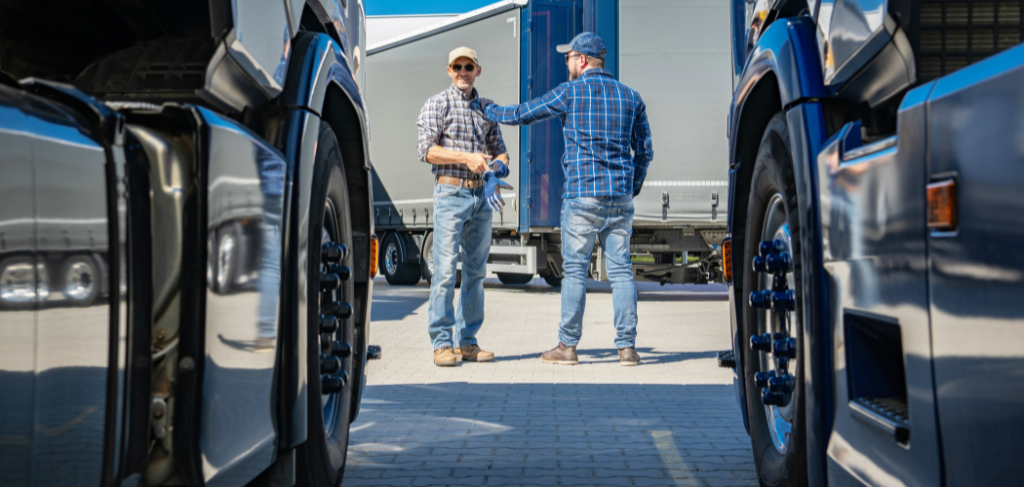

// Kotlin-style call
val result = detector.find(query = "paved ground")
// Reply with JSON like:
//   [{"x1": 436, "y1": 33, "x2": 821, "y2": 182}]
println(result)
[{"x1": 343, "y1": 276, "x2": 757, "y2": 487}]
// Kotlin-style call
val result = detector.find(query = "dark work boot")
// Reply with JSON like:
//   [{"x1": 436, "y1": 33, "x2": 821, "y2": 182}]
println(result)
[
  {"x1": 618, "y1": 347, "x2": 641, "y2": 366},
  {"x1": 541, "y1": 343, "x2": 579, "y2": 365}
]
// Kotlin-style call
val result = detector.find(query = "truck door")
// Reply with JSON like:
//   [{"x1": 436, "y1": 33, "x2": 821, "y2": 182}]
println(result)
[
  {"x1": 816, "y1": 84, "x2": 941, "y2": 485},
  {"x1": 925, "y1": 46, "x2": 1024, "y2": 485}
]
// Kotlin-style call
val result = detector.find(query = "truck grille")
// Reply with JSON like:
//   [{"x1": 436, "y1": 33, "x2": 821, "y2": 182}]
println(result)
[{"x1": 917, "y1": 0, "x2": 1024, "y2": 81}]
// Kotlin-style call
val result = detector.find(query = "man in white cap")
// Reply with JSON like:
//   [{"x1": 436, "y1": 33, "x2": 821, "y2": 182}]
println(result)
[{"x1": 417, "y1": 46, "x2": 512, "y2": 366}]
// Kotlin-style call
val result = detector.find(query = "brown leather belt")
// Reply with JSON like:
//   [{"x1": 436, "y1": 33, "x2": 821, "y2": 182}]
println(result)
[{"x1": 436, "y1": 175, "x2": 484, "y2": 188}]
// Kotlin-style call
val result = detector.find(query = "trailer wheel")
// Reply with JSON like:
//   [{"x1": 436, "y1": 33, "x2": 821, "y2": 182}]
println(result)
[
  {"x1": 379, "y1": 232, "x2": 421, "y2": 285},
  {"x1": 0, "y1": 256, "x2": 40, "y2": 309},
  {"x1": 741, "y1": 113, "x2": 808, "y2": 487},
  {"x1": 60, "y1": 254, "x2": 100, "y2": 306},
  {"x1": 420, "y1": 232, "x2": 460, "y2": 288},
  {"x1": 497, "y1": 272, "x2": 534, "y2": 285},
  {"x1": 297, "y1": 123, "x2": 355, "y2": 487},
  {"x1": 540, "y1": 272, "x2": 562, "y2": 287}
]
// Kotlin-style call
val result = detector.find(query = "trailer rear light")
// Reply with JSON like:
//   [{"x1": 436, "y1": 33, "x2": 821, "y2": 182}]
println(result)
[
  {"x1": 927, "y1": 179, "x2": 957, "y2": 230},
  {"x1": 722, "y1": 238, "x2": 733, "y2": 283},
  {"x1": 370, "y1": 235, "x2": 379, "y2": 277}
]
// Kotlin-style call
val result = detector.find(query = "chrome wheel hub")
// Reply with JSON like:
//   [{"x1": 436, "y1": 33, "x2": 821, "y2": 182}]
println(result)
[{"x1": 64, "y1": 261, "x2": 95, "y2": 301}]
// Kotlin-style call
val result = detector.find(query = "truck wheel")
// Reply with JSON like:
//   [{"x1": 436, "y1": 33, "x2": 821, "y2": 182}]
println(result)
[
  {"x1": 0, "y1": 256, "x2": 40, "y2": 309},
  {"x1": 297, "y1": 123, "x2": 355, "y2": 487},
  {"x1": 540, "y1": 272, "x2": 562, "y2": 287},
  {"x1": 740, "y1": 113, "x2": 808, "y2": 487},
  {"x1": 60, "y1": 255, "x2": 100, "y2": 306},
  {"x1": 379, "y1": 232, "x2": 421, "y2": 285},
  {"x1": 497, "y1": 272, "x2": 534, "y2": 285}
]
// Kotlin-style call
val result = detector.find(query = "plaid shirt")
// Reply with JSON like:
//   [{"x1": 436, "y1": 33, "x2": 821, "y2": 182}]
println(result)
[
  {"x1": 417, "y1": 84, "x2": 507, "y2": 180},
  {"x1": 482, "y1": 69, "x2": 653, "y2": 198}
]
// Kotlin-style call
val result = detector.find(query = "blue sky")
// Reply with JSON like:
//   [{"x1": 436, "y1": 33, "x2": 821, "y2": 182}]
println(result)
[{"x1": 364, "y1": 0, "x2": 496, "y2": 16}]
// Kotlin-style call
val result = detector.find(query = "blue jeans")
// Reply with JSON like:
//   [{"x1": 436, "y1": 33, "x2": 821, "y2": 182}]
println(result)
[
  {"x1": 428, "y1": 183, "x2": 492, "y2": 350},
  {"x1": 559, "y1": 196, "x2": 638, "y2": 349}
]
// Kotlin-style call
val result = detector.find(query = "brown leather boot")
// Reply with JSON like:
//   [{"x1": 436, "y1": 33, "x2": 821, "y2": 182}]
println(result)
[
  {"x1": 618, "y1": 347, "x2": 641, "y2": 366},
  {"x1": 454, "y1": 344, "x2": 495, "y2": 362},
  {"x1": 541, "y1": 342, "x2": 578, "y2": 365},
  {"x1": 433, "y1": 346, "x2": 457, "y2": 367}
]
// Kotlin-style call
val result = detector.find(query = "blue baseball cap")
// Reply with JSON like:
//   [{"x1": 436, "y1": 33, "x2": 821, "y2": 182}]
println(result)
[{"x1": 556, "y1": 32, "x2": 607, "y2": 60}]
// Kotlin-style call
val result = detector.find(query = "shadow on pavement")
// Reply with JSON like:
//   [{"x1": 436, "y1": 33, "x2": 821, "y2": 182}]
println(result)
[
  {"x1": 493, "y1": 348, "x2": 717, "y2": 366},
  {"x1": 344, "y1": 382, "x2": 756, "y2": 486}
]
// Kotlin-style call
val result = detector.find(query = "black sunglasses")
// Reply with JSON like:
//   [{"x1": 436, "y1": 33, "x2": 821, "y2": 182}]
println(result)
[
  {"x1": 565, "y1": 53, "x2": 583, "y2": 62},
  {"x1": 451, "y1": 63, "x2": 476, "y2": 72}
]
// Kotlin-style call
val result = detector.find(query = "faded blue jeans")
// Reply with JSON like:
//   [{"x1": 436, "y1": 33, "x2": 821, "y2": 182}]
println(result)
[
  {"x1": 558, "y1": 196, "x2": 638, "y2": 349},
  {"x1": 428, "y1": 182, "x2": 492, "y2": 350}
]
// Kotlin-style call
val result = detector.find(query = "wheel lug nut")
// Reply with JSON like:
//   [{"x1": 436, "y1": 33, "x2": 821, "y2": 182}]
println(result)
[
  {"x1": 754, "y1": 371, "x2": 771, "y2": 388},
  {"x1": 331, "y1": 341, "x2": 352, "y2": 359},
  {"x1": 749, "y1": 290, "x2": 771, "y2": 309},
  {"x1": 322, "y1": 242, "x2": 347, "y2": 263},
  {"x1": 320, "y1": 355, "x2": 341, "y2": 374},
  {"x1": 319, "y1": 315, "x2": 339, "y2": 334},
  {"x1": 752, "y1": 256, "x2": 769, "y2": 273},
  {"x1": 322, "y1": 374, "x2": 344, "y2": 394},
  {"x1": 321, "y1": 272, "x2": 340, "y2": 291},
  {"x1": 326, "y1": 263, "x2": 351, "y2": 281},
  {"x1": 750, "y1": 333, "x2": 773, "y2": 352},
  {"x1": 762, "y1": 388, "x2": 785, "y2": 406},
  {"x1": 766, "y1": 251, "x2": 791, "y2": 273},
  {"x1": 770, "y1": 290, "x2": 795, "y2": 311},
  {"x1": 325, "y1": 301, "x2": 352, "y2": 319},
  {"x1": 769, "y1": 373, "x2": 795, "y2": 394},
  {"x1": 759, "y1": 239, "x2": 786, "y2": 257},
  {"x1": 773, "y1": 337, "x2": 797, "y2": 359}
]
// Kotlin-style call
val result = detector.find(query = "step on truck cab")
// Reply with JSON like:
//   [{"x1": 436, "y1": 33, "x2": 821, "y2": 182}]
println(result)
[
  {"x1": 0, "y1": 1, "x2": 379, "y2": 486},
  {"x1": 366, "y1": 0, "x2": 733, "y2": 288},
  {"x1": 726, "y1": 0, "x2": 1024, "y2": 484}
]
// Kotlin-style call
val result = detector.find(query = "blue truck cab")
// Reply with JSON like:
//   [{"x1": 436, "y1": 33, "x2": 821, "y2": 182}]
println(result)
[{"x1": 725, "y1": 0, "x2": 1024, "y2": 485}]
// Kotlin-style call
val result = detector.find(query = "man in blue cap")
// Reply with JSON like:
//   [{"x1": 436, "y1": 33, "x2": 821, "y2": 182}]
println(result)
[{"x1": 474, "y1": 32, "x2": 654, "y2": 366}]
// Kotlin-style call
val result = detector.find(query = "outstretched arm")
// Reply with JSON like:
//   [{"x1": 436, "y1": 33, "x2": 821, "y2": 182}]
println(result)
[
  {"x1": 631, "y1": 102, "x2": 654, "y2": 197},
  {"x1": 478, "y1": 84, "x2": 569, "y2": 126}
]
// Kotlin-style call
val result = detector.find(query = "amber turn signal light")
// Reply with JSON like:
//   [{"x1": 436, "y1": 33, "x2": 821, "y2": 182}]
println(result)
[
  {"x1": 927, "y1": 179, "x2": 957, "y2": 230},
  {"x1": 722, "y1": 238, "x2": 733, "y2": 283},
  {"x1": 369, "y1": 235, "x2": 379, "y2": 278}
]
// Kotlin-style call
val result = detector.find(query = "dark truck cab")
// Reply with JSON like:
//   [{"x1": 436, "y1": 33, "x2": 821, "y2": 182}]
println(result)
[{"x1": 726, "y1": 0, "x2": 1024, "y2": 485}]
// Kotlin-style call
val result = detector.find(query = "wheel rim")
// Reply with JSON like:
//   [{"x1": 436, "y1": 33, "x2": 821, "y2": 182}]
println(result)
[
  {"x1": 756, "y1": 194, "x2": 795, "y2": 453},
  {"x1": 384, "y1": 241, "x2": 400, "y2": 275},
  {"x1": 64, "y1": 261, "x2": 95, "y2": 301},
  {"x1": 217, "y1": 233, "x2": 235, "y2": 290},
  {"x1": 1, "y1": 261, "x2": 37, "y2": 303}
]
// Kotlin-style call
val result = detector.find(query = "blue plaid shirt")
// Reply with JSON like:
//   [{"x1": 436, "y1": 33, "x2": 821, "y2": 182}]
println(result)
[{"x1": 480, "y1": 69, "x2": 653, "y2": 198}]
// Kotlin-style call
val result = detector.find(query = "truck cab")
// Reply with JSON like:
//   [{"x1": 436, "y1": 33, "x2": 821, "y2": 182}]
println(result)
[{"x1": 727, "y1": 0, "x2": 1024, "y2": 485}]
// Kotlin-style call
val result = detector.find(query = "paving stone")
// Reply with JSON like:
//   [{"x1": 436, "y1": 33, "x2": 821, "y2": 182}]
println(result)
[{"x1": 343, "y1": 278, "x2": 755, "y2": 487}]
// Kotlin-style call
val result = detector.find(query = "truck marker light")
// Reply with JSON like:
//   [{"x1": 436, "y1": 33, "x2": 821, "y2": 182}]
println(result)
[
  {"x1": 722, "y1": 238, "x2": 732, "y2": 283},
  {"x1": 927, "y1": 179, "x2": 957, "y2": 230},
  {"x1": 370, "y1": 235, "x2": 379, "y2": 277}
]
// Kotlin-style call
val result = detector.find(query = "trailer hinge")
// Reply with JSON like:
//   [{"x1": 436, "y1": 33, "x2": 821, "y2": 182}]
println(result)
[
  {"x1": 527, "y1": 197, "x2": 533, "y2": 209},
  {"x1": 661, "y1": 192, "x2": 670, "y2": 221},
  {"x1": 710, "y1": 191, "x2": 719, "y2": 221},
  {"x1": 527, "y1": 20, "x2": 533, "y2": 33}
]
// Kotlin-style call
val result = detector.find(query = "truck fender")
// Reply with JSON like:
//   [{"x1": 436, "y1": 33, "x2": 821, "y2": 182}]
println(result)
[
  {"x1": 726, "y1": 16, "x2": 832, "y2": 486},
  {"x1": 275, "y1": 31, "x2": 374, "y2": 448}
]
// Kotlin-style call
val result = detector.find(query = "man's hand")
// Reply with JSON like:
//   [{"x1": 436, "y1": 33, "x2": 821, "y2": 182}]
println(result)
[
  {"x1": 463, "y1": 153, "x2": 490, "y2": 173},
  {"x1": 472, "y1": 97, "x2": 494, "y2": 111}
]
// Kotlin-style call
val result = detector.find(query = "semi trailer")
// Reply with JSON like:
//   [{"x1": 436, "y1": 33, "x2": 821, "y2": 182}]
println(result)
[
  {"x1": 366, "y1": 0, "x2": 732, "y2": 287},
  {"x1": 724, "y1": 0, "x2": 1024, "y2": 485},
  {"x1": 0, "y1": 1, "x2": 379, "y2": 486}
]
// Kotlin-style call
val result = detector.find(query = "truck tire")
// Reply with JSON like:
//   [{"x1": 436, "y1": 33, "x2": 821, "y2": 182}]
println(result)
[
  {"x1": 59, "y1": 254, "x2": 100, "y2": 306},
  {"x1": 497, "y1": 272, "x2": 534, "y2": 285},
  {"x1": 740, "y1": 113, "x2": 808, "y2": 487},
  {"x1": 379, "y1": 232, "x2": 421, "y2": 285},
  {"x1": 419, "y1": 231, "x2": 460, "y2": 288},
  {"x1": 297, "y1": 123, "x2": 355, "y2": 487},
  {"x1": 540, "y1": 272, "x2": 562, "y2": 287}
]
